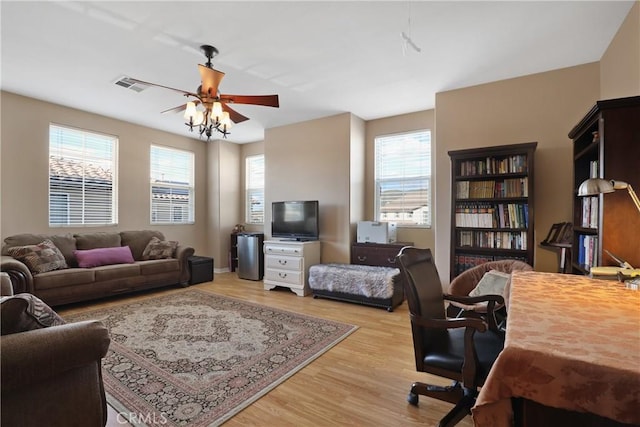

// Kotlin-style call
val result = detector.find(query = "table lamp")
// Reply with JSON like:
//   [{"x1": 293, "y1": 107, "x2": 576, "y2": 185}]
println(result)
[{"x1": 578, "y1": 178, "x2": 640, "y2": 214}]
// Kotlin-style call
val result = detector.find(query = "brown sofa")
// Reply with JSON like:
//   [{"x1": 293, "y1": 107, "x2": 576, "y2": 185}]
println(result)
[
  {"x1": 1, "y1": 273, "x2": 111, "y2": 426},
  {"x1": 1, "y1": 230, "x2": 195, "y2": 306}
]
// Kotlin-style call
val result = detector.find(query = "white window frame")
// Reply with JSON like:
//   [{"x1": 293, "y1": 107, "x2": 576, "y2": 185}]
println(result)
[
  {"x1": 245, "y1": 154, "x2": 265, "y2": 224},
  {"x1": 150, "y1": 145, "x2": 195, "y2": 225},
  {"x1": 49, "y1": 124, "x2": 118, "y2": 227},
  {"x1": 374, "y1": 130, "x2": 432, "y2": 228}
]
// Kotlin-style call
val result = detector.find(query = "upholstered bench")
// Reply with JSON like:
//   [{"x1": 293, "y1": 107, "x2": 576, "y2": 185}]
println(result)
[{"x1": 308, "y1": 263, "x2": 403, "y2": 311}]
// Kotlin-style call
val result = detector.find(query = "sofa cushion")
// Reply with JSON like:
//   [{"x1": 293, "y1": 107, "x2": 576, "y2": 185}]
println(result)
[
  {"x1": 1, "y1": 293, "x2": 65, "y2": 335},
  {"x1": 7, "y1": 239, "x2": 68, "y2": 275},
  {"x1": 34, "y1": 268, "x2": 96, "y2": 290},
  {"x1": 142, "y1": 236, "x2": 178, "y2": 260},
  {"x1": 74, "y1": 232, "x2": 121, "y2": 250},
  {"x1": 120, "y1": 230, "x2": 165, "y2": 261},
  {"x1": 74, "y1": 246, "x2": 135, "y2": 268},
  {"x1": 137, "y1": 259, "x2": 180, "y2": 275},
  {"x1": 3, "y1": 233, "x2": 77, "y2": 267},
  {"x1": 93, "y1": 263, "x2": 141, "y2": 282}
]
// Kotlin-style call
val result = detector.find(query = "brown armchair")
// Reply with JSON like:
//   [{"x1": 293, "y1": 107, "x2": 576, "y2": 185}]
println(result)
[
  {"x1": 448, "y1": 260, "x2": 533, "y2": 330},
  {"x1": 396, "y1": 247, "x2": 505, "y2": 427},
  {"x1": 1, "y1": 273, "x2": 111, "y2": 427}
]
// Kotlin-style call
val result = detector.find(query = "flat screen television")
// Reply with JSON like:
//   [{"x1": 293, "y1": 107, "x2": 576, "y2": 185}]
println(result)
[{"x1": 271, "y1": 200, "x2": 319, "y2": 241}]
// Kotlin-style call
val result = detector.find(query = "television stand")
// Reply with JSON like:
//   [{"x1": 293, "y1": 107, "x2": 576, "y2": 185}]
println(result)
[{"x1": 263, "y1": 240, "x2": 321, "y2": 296}]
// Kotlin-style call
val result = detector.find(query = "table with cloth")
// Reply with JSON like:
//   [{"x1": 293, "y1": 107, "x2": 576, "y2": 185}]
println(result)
[{"x1": 472, "y1": 271, "x2": 640, "y2": 426}]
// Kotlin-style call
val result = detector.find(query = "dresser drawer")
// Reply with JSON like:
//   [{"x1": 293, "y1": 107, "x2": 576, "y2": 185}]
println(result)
[
  {"x1": 265, "y1": 255, "x2": 302, "y2": 271},
  {"x1": 264, "y1": 269, "x2": 303, "y2": 286},
  {"x1": 351, "y1": 242, "x2": 412, "y2": 268},
  {"x1": 351, "y1": 246, "x2": 403, "y2": 268},
  {"x1": 264, "y1": 245, "x2": 304, "y2": 257}
]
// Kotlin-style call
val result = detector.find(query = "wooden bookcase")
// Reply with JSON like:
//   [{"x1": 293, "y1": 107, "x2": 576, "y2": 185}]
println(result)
[
  {"x1": 568, "y1": 96, "x2": 640, "y2": 274},
  {"x1": 448, "y1": 142, "x2": 537, "y2": 280}
]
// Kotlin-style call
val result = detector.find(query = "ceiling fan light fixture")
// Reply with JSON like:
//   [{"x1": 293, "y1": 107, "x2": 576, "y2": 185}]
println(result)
[
  {"x1": 212, "y1": 102, "x2": 223, "y2": 119},
  {"x1": 221, "y1": 111, "x2": 232, "y2": 129},
  {"x1": 131, "y1": 43, "x2": 278, "y2": 140},
  {"x1": 184, "y1": 101, "x2": 197, "y2": 120},
  {"x1": 196, "y1": 110, "x2": 205, "y2": 126}
]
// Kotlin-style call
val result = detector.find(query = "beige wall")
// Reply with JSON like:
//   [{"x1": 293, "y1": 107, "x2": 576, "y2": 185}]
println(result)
[
  {"x1": 264, "y1": 113, "x2": 363, "y2": 263},
  {"x1": 3, "y1": 4, "x2": 636, "y2": 277},
  {"x1": 434, "y1": 63, "x2": 601, "y2": 284},
  {"x1": 600, "y1": 1, "x2": 640, "y2": 99},
  {"x1": 349, "y1": 114, "x2": 366, "y2": 240},
  {"x1": 239, "y1": 141, "x2": 266, "y2": 235},
  {"x1": 0, "y1": 91, "x2": 213, "y2": 257},
  {"x1": 365, "y1": 110, "x2": 436, "y2": 250},
  {"x1": 213, "y1": 141, "x2": 242, "y2": 270}
]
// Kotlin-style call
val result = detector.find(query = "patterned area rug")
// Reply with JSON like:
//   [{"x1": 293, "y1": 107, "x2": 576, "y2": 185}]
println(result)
[{"x1": 64, "y1": 289, "x2": 357, "y2": 426}]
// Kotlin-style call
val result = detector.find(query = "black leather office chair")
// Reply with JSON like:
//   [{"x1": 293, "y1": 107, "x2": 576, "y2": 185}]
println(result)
[{"x1": 396, "y1": 247, "x2": 505, "y2": 427}]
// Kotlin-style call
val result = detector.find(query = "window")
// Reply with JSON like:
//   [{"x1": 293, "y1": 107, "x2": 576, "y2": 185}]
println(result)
[
  {"x1": 150, "y1": 145, "x2": 194, "y2": 224},
  {"x1": 49, "y1": 124, "x2": 117, "y2": 226},
  {"x1": 246, "y1": 155, "x2": 265, "y2": 224},
  {"x1": 374, "y1": 130, "x2": 432, "y2": 227}
]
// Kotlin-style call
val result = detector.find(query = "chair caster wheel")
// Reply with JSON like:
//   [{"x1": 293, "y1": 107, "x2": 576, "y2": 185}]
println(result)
[{"x1": 407, "y1": 392, "x2": 419, "y2": 405}]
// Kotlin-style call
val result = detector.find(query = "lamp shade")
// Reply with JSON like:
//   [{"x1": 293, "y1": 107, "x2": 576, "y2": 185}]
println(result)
[
  {"x1": 578, "y1": 178, "x2": 614, "y2": 196},
  {"x1": 184, "y1": 101, "x2": 197, "y2": 120}
]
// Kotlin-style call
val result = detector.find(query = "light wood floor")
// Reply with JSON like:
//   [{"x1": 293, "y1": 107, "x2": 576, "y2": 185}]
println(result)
[{"x1": 58, "y1": 272, "x2": 474, "y2": 427}]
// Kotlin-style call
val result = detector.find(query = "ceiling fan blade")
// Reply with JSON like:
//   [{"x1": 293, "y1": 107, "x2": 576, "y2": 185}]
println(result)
[
  {"x1": 198, "y1": 65, "x2": 225, "y2": 97},
  {"x1": 161, "y1": 103, "x2": 189, "y2": 114},
  {"x1": 127, "y1": 77, "x2": 198, "y2": 98},
  {"x1": 220, "y1": 94, "x2": 279, "y2": 108},
  {"x1": 222, "y1": 103, "x2": 250, "y2": 123}
]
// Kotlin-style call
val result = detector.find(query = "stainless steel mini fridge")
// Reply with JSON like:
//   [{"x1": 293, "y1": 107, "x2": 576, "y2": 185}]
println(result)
[{"x1": 236, "y1": 232, "x2": 264, "y2": 280}]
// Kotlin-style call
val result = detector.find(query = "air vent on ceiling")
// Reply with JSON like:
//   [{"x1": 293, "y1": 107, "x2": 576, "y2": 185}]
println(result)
[{"x1": 114, "y1": 76, "x2": 148, "y2": 93}]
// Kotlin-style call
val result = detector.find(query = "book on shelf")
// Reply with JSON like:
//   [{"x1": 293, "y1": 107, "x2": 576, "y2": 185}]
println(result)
[
  {"x1": 577, "y1": 234, "x2": 599, "y2": 269},
  {"x1": 455, "y1": 202, "x2": 528, "y2": 229},
  {"x1": 459, "y1": 154, "x2": 528, "y2": 176},
  {"x1": 589, "y1": 160, "x2": 599, "y2": 179},
  {"x1": 581, "y1": 196, "x2": 599, "y2": 228},
  {"x1": 456, "y1": 177, "x2": 528, "y2": 199},
  {"x1": 457, "y1": 230, "x2": 527, "y2": 250},
  {"x1": 453, "y1": 253, "x2": 527, "y2": 275}
]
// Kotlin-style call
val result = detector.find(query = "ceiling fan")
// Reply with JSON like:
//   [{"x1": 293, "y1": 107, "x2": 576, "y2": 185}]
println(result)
[{"x1": 129, "y1": 44, "x2": 279, "y2": 140}]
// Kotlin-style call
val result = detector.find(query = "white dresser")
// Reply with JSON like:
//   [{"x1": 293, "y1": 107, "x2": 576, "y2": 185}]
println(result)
[{"x1": 263, "y1": 240, "x2": 321, "y2": 296}]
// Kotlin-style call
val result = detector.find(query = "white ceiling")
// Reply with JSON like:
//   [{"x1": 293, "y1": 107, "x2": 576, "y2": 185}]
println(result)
[{"x1": 1, "y1": 1, "x2": 634, "y2": 143}]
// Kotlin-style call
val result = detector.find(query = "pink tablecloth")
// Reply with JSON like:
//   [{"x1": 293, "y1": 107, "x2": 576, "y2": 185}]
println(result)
[{"x1": 472, "y1": 271, "x2": 640, "y2": 426}]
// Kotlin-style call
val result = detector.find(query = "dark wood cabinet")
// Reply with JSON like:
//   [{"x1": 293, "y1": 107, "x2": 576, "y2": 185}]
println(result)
[
  {"x1": 229, "y1": 233, "x2": 239, "y2": 272},
  {"x1": 448, "y1": 142, "x2": 537, "y2": 280},
  {"x1": 568, "y1": 96, "x2": 640, "y2": 273},
  {"x1": 351, "y1": 242, "x2": 412, "y2": 268}
]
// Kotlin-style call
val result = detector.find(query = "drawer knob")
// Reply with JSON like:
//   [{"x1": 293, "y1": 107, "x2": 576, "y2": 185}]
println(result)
[
  {"x1": 357, "y1": 255, "x2": 367, "y2": 262},
  {"x1": 278, "y1": 259, "x2": 287, "y2": 265},
  {"x1": 387, "y1": 258, "x2": 396, "y2": 264},
  {"x1": 278, "y1": 272, "x2": 288, "y2": 278}
]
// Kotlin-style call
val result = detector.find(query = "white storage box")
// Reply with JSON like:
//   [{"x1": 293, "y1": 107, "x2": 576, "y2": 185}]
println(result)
[{"x1": 356, "y1": 221, "x2": 397, "y2": 244}]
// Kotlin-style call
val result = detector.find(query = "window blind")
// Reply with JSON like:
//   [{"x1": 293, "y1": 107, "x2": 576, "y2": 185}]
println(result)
[
  {"x1": 49, "y1": 124, "x2": 117, "y2": 226},
  {"x1": 150, "y1": 145, "x2": 194, "y2": 224},
  {"x1": 246, "y1": 155, "x2": 265, "y2": 224},
  {"x1": 374, "y1": 130, "x2": 432, "y2": 227}
]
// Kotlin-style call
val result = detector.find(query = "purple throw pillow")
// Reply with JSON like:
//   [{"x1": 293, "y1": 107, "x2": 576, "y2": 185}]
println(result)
[{"x1": 74, "y1": 246, "x2": 135, "y2": 268}]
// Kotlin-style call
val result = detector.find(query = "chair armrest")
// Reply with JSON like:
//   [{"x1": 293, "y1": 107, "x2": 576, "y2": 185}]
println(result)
[
  {"x1": 445, "y1": 293, "x2": 505, "y2": 306},
  {"x1": 445, "y1": 293, "x2": 504, "y2": 331},
  {"x1": 1, "y1": 320, "x2": 110, "y2": 390},
  {"x1": 410, "y1": 313, "x2": 487, "y2": 333},
  {"x1": 411, "y1": 312, "x2": 492, "y2": 387},
  {"x1": 0, "y1": 255, "x2": 34, "y2": 294},
  {"x1": 175, "y1": 245, "x2": 195, "y2": 285}
]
